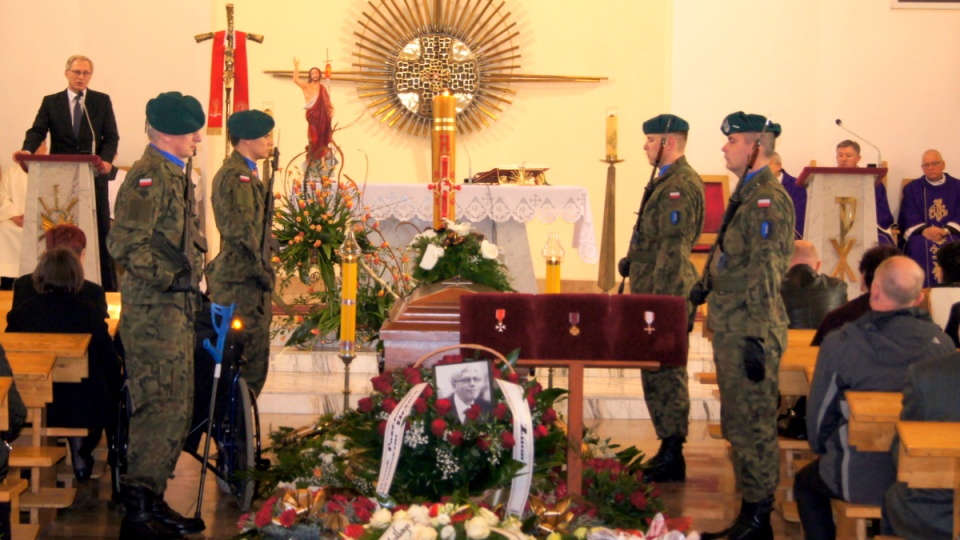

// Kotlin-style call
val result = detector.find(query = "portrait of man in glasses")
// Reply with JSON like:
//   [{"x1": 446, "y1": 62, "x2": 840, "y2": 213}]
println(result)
[{"x1": 436, "y1": 362, "x2": 494, "y2": 423}]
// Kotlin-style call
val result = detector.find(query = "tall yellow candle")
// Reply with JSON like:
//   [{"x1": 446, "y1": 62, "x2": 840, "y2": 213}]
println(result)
[
  {"x1": 431, "y1": 90, "x2": 457, "y2": 229},
  {"x1": 339, "y1": 229, "x2": 362, "y2": 353},
  {"x1": 545, "y1": 260, "x2": 561, "y2": 294},
  {"x1": 542, "y1": 232, "x2": 565, "y2": 294},
  {"x1": 605, "y1": 109, "x2": 618, "y2": 159}
]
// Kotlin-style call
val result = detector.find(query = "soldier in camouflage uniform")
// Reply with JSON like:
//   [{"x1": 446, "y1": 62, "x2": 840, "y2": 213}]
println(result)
[
  {"x1": 623, "y1": 114, "x2": 704, "y2": 483},
  {"x1": 206, "y1": 110, "x2": 275, "y2": 397},
  {"x1": 107, "y1": 92, "x2": 206, "y2": 540},
  {"x1": 701, "y1": 112, "x2": 795, "y2": 540}
]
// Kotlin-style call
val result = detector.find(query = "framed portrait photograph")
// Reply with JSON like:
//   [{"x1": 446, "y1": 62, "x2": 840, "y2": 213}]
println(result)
[
  {"x1": 891, "y1": 0, "x2": 960, "y2": 8},
  {"x1": 433, "y1": 360, "x2": 495, "y2": 423}
]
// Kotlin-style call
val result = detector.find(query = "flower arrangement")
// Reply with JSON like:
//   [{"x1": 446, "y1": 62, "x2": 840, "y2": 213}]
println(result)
[
  {"x1": 407, "y1": 220, "x2": 513, "y2": 292},
  {"x1": 345, "y1": 502, "x2": 529, "y2": 540},
  {"x1": 236, "y1": 484, "x2": 377, "y2": 539}
]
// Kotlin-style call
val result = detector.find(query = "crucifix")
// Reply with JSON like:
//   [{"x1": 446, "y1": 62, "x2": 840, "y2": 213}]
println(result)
[{"x1": 195, "y1": 3, "x2": 263, "y2": 154}]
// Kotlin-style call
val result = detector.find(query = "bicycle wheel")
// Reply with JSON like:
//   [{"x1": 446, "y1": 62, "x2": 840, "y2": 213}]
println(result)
[{"x1": 215, "y1": 377, "x2": 256, "y2": 511}]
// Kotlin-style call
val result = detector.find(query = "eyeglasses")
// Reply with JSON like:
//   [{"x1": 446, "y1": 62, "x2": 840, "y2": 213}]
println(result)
[
  {"x1": 68, "y1": 70, "x2": 92, "y2": 77},
  {"x1": 455, "y1": 377, "x2": 482, "y2": 384},
  {"x1": 922, "y1": 161, "x2": 943, "y2": 168}
]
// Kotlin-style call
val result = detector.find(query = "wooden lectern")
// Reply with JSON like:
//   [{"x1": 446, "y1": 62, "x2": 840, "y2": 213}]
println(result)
[
  {"x1": 797, "y1": 167, "x2": 888, "y2": 297},
  {"x1": 17, "y1": 155, "x2": 103, "y2": 285}
]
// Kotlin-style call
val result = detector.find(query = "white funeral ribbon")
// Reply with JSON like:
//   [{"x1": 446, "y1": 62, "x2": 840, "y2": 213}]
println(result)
[
  {"x1": 376, "y1": 382, "x2": 428, "y2": 498},
  {"x1": 495, "y1": 378, "x2": 534, "y2": 518}
]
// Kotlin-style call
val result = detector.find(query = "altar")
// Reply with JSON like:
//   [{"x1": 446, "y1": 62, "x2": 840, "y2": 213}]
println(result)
[{"x1": 361, "y1": 184, "x2": 598, "y2": 293}]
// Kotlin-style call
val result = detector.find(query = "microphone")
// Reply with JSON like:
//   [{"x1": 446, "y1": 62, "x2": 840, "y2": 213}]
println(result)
[
  {"x1": 835, "y1": 119, "x2": 882, "y2": 167},
  {"x1": 80, "y1": 99, "x2": 98, "y2": 157}
]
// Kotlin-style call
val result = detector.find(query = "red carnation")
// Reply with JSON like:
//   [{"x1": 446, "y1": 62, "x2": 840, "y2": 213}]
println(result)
[
  {"x1": 534, "y1": 424, "x2": 549, "y2": 438},
  {"x1": 477, "y1": 435, "x2": 491, "y2": 451},
  {"x1": 421, "y1": 385, "x2": 434, "y2": 398},
  {"x1": 447, "y1": 430, "x2": 464, "y2": 446},
  {"x1": 431, "y1": 418, "x2": 448, "y2": 437},
  {"x1": 493, "y1": 403, "x2": 508, "y2": 420},
  {"x1": 413, "y1": 398, "x2": 428, "y2": 414},
  {"x1": 429, "y1": 503, "x2": 442, "y2": 517},
  {"x1": 236, "y1": 513, "x2": 250, "y2": 531},
  {"x1": 353, "y1": 503, "x2": 372, "y2": 522},
  {"x1": 357, "y1": 397, "x2": 373, "y2": 413},
  {"x1": 279, "y1": 508, "x2": 297, "y2": 527},
  {"x1": 378, "y1": 420, "x2": 388, "y2": 437},
  {"x1": 254, "y1": 496, "x2": 277, "y2": 527},
  {"x1": 541, "y1": 408, "x2": 557, "y2": 425},
  {"x1": 501, "y1": 431, "x2": 515, "y2": 449},
  {"x1": 435, "y1": 399, "x2": 453, "y2": 416},
  {"x1": 465, "y1": 403, "x2": 482, "y2": 420},
  {"x1": 382, "y1": 398, "x2": 399, "y2": 413},
  {"x1": 345, "y1": 524, "x2": 366, "y2": 539},
  {"x1": 630, "y1": 490, "x2": 648, "y2": 510},
  {"x1": 403, "y1": 367, "x2": 423, "y2": 385}
]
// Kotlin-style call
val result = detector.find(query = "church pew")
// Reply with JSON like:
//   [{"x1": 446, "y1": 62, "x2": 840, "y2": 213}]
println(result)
[
  {"x1": 0, "y1": 333, "x2": 90, "y2": 383},
  {"x1": 896, "y1": 421, "x2": 960, "y2": 540},
  {"x1": 846, "y1": 391, "x2": 902, "y2": 452}
]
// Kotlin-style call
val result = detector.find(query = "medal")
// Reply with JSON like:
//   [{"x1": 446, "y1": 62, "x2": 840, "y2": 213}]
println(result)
[
  {"x1": 569, "y1": 312, "x2": 580, "y2": 336},
  {"x1": 495, "y1": 309, "x2": 506, "y2": 332},
  {"x1": 644, "y1": 310, "x2": 656, "y2": 335}
]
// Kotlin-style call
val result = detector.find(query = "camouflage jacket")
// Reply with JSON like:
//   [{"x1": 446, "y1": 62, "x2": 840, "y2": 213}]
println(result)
[
  {"x1": 707, "y1": 166, "x2": 795, "y2": 337},
  {"x1": 107, "y1": 145, "x2": 203, "y2": 305},
  {"x1": 628, "y1": 155, "x2": 705, "y2": 297},
  {"x1": 206, "y1": 150, "x2": 267, "y2": 284}
]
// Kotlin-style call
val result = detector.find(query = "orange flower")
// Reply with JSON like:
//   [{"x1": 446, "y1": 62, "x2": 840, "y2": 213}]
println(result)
[
  {"x1": 298, "y1": 200, "x2": 306, "y2": 209},
  {"x1": 314, "y1": 240, "x2": 322, "y2": 247}
]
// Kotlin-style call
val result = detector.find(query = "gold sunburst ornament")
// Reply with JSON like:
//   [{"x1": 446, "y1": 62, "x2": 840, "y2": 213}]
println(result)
[
  {"x1": 267, "y1": 0, "x2": 605, "y2": 136},
  {"x1": 38, "y1": 184, "x2": 78, "y2": 239}
]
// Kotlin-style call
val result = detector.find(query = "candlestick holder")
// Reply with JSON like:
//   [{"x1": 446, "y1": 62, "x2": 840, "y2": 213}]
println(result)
[
  {"x1": 597, "y1": 156, "x2": 624, "y2": 292},
  {"x1": 339, "y1": 344, "x2": 356, "y2": 411}
]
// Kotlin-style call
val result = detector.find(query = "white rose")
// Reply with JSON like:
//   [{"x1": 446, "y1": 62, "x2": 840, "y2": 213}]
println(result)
[
  {"x1": 440, "y1": 525, "x2": 456, "y2": 540},
  {"x1": 465, "y1": 516, "x2": 491, "y2": 539},
  {"x1": 501, "y1": 516, "x2": 523, "y2": 534},
  {"x1": 392, "y1": 510, "x2": 410, "y2": 523},
  {"x1": 445, "y1": 220, "x2": 472, "y2": 236},
  {"x1": 411, "y1": 230, "x2": 438, "y2": 245},
  {"x1": 435, "y1": 513, "x2": 451, "y2": 526},
  {"x1": 407, "y1": 505, "x2": 431, "y2": 526},
  {"x1": 479, "y1": 240, "x2": 499, "y2": 259},
  {"x1": 370, "y1": 508, "x2": 393, "y2": 529},
  {"x1": 419, "y1": 244, "x2": 445, "y2": 270},
  {"x1": 414, "y1": 525, "x2": 439, "y2": 540},
  {"x1": 477, "y1": 507, "x2": 499, "y2": 526}
]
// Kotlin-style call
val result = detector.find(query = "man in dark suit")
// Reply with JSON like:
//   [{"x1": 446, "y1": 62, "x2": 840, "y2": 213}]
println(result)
[
  {"x1": 780, "y1": 240, "x2": 848, "y2": 329},
  {"x1": 14, "y1": 55, "x2": 120, "y2": 291},
  {"x1": 446, "y1": 364, "x2": 493, "y2": 423}
]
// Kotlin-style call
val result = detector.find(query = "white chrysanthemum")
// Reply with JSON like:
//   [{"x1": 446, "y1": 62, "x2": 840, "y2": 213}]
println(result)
[
  {"x1": 414, "y1": 524, "x2": 439, "y2": 540},
  {"x1": 440, "y1": 525, "x2": 456, "y2": 540},
  {"x1": 435, "y1": 512, "x2": 451, "y2": 526},
  {"x1": 477, "y1": 507, "x2": 499, "y2": 527},
  {"x1": 465, "y1": 516, "x2": 491, "y2": 539},
  {"x1": 419, "y1": 244, "x2": 445, "y2": 270},
  {"x1": 407, "y1": 505, "x2": 432, "y2": 526},
  {"x1": 480, "y1": 239, "x2": 499, "y2": 259},
  {"x1": 370, "y1": 508, "x2": 393, "y2": 529}
]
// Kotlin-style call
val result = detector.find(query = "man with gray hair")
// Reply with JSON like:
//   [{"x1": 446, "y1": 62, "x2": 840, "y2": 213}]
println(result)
[
  {"x1": 780, "y1": 240, "x2": 847, "y2": 329},
  {"x1": 446, "y1": 364, "x2": 492, "y2": 423},
  {"x1": 795, "y1": 256, "x2": 954, "y2": 539}
]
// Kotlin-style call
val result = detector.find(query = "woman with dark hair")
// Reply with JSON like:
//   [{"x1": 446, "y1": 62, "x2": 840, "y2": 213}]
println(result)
[{"x1": 6, "y1": 246, "x2": 120, "y2": 483}]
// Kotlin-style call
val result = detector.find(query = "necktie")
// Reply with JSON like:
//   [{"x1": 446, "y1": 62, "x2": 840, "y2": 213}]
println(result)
[{"x1": 72, "y1": 91, "x2": 84, "y2": 139}]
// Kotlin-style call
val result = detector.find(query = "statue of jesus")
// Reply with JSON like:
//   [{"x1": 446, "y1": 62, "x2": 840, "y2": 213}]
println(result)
[{"x1": 293, "y1": 57, "x2": 334, "y2": 162}]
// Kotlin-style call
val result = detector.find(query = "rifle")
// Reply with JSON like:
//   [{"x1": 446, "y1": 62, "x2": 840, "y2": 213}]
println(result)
[
  {"x1": 257, "y1": 147, "x2": 280, "y2": 308},
  {"x1": 617, "y1": 117, "x2": 673, "y2": 294},
  {"x1": 687, "y1": 119, "x2": 772, "y2": 327}
]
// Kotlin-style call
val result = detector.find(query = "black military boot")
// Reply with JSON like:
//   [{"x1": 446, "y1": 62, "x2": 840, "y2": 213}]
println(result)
[
  {"x1": 119, "y1": 486, "x2": 184, "y2": 540},
  {"x1": 644, "y1": 436, "x2": 686, "y2": 483},
  {"x1": 701, "y1": 496, "x2": 774, "y2": 540},
  {"x1": 150, "y1": 492, "x2": 206, "y2": 534}
]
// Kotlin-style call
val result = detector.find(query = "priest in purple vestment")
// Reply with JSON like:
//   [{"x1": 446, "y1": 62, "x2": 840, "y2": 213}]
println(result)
[
  {"x1": 772, "y1": 152, "x2": 805, "y2": 239},
  {"x1": 836, "y1": 140, "x2": 896, "y2": 245},
  {"x1": 898, "y1": 149, "x2": 960, "y2": 287}
]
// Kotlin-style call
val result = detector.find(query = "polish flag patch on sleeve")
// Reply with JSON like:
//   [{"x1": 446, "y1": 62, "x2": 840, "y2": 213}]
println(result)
[
  {"x1": 240, "y1": 175, "x2": 251, "y2": 183},
  {"x1": 669, "y1": 191, "x2": 681, "y2": 199},
  {"x1": 138, "y1": 178, "x2": 153, "y2": 187},
  {"x1": 757, "y1": 199, "x2": 771, "y2": 208}
]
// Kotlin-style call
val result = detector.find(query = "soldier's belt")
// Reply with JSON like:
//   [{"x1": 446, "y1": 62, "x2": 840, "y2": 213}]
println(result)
[
  {"x1": 627, "y1": 250, "x2": 657, "y2": 264},
  {"x1": 711, "y1": 277, "x2": 748, "y2": 292}
]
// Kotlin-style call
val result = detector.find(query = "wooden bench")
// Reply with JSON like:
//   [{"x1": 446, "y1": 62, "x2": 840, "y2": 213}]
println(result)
[
  {"x1": 0, "y1": 333, "x2": 90, "y2": 383},
  {"x1": 0, "y1": 290, "x2": 120, "y2": 337},
  {"x1": 846, "y1": 391, "x2": 902, "y2": 452},
  {"x1": 787, "y1": 328, "x2": 817, "y2": 348},
  {"x1": 896, "y1": 421, "x2": 960, "y2": 540},
  {"x1": 0, "y1": 477, "x2": 35, "y2": 540},
  {"x1": 780, "y1": 346, "x2": 818, "y2": 396},
  {"x1": 831, "y1": 499, "x2": 882, "y2": 540}
]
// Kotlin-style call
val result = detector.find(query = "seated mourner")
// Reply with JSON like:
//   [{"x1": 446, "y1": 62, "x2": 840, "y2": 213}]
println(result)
[{"x1": 780, "y1": 240, "x2": 847, "y2": 329}]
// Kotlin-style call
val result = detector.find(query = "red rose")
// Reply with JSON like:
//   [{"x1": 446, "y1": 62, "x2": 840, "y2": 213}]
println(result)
[
  {"x1": 382, "y1": 398, "x2": 398, "y2": 413},
  {"x1": 501, "y1": 431, "x2": 515, "y2": 449},
  {"x1": 279, "y1": 508, "x2": 297, "y2": 527},
  {"x1": 465, "y1": 403, "x2": 482, "y2": 420},
  {"x1": 507, "y1": 372, "x2": 520, "y2": 384},
  {"x1": 527, "y1": 396, "x2": 536, "y2": 409},
  {"x1": 429, "y1": 503, "x2": 442, "y2": 517},
  {"x1": 438, "y1": 354, "x2": 463, "y2": 365},
  {"x1": 477, "y1": 435, "x2": 491, "y2": 451},
  {"x1": 357, "y1": 397, "x2": 373, "y2": 413},
  {"x1": 534, "y1": 424, "x2": 549, "y2": 438},
  {"x1": 492, "y1": 367, "x2": 502, "y2": 379},
  {"x1": 236, "y1": 513, "x2": 250, "y2": 531},
  {"x1": 431, "y1": 418, "x2": 447, "y2": 437},
  {"x1": 435, "y1": 399, "x2": 453, "y2": 416},
  {"x1": 413, "y1": 398, "x2": 428, "y2": 414},
  {"x1": 345, "y1": 524, "x2": 366, "y2": 538},
  {"x1": 630, "y1": 490, "x2": 647, "y2": 510},
  {"x1": 451, "y1": 508, "x2": 472, "y2": 523},
  {"x1": 403, "y1": 367, "x2": 423, "y2": 385},
  {"x1": 353, "y1": 503, "x2": 372, "y2": 522},
  {"x1": 254, "y1": 496, "x2": 277, "y2": 528},
  {"x1": 421, "y1": 385, "x2": 434, "y2": 398},
  {"x1": 447, "y1": 430, "x2": 464, "y2": 446},
  {"x1": 371, "y1": 373, "x2": 394, "y2": 395},
  {"x1": 614, "y1": 492, "x2": 625, "y2": 504},
  {"x1": 541, "y1": 408, "x2": 557, "y2": 425},
  {"x1": 526, "y1": 382, "x2": 543, "y2": 397},
  {"x1": 378, "y1": 421, "x2": 388, "y2": 437},
  {"x1": 555, "y1": 481, "x2": 568, "y2": 499},
  {"x1": 493, "y1": 403, "x2": 508, "y2": 420}
]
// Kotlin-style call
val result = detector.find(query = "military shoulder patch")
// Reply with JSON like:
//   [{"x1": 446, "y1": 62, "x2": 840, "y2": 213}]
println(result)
[
  {"x1": 240, "y1": 175, "x2": 251, "y2": 183},
  {"x1": 760, "y1": 220, "x2": 772, "y2": 239},
  {"x1": 669, "y1": 191, "x2": 681, "y2": 200},
  {"x1": 670, "y1": 210, "x2": 681, "y2": 225},
  {"x1": 757, "y1": 199, "x2": 771, "y2": 208},
  {"x1": 138, "y1": 178, "x2": 153, "y2": 187}
]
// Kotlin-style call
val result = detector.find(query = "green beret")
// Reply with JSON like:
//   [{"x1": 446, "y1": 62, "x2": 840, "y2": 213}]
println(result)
[
  {"x1": 227, "y1": 110, "x2": 275, "y2": 140},
  {"x1": 642, "y1": 114, "x2": 689, "y2": 135},
  {"x1": 146, "y1": 92, "x2": 205, "y2": 135},
  {"x1": 721, "y1": 111, "x2": 781, "y2": 138}
]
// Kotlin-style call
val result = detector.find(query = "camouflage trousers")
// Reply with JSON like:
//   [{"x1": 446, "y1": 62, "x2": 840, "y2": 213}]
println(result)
[
  {"x1": 641, "y1": 366, "x2": 689, "y2": 439},
  {"x1": 713, "y1": 327, "x2": 784, "y2": 503},
  {"x1": 207, "y1": 280, "x2": 270, "y2": 397},
  {"x1": 120, "y1": 301, "x2": 194, "y2": 494}
]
